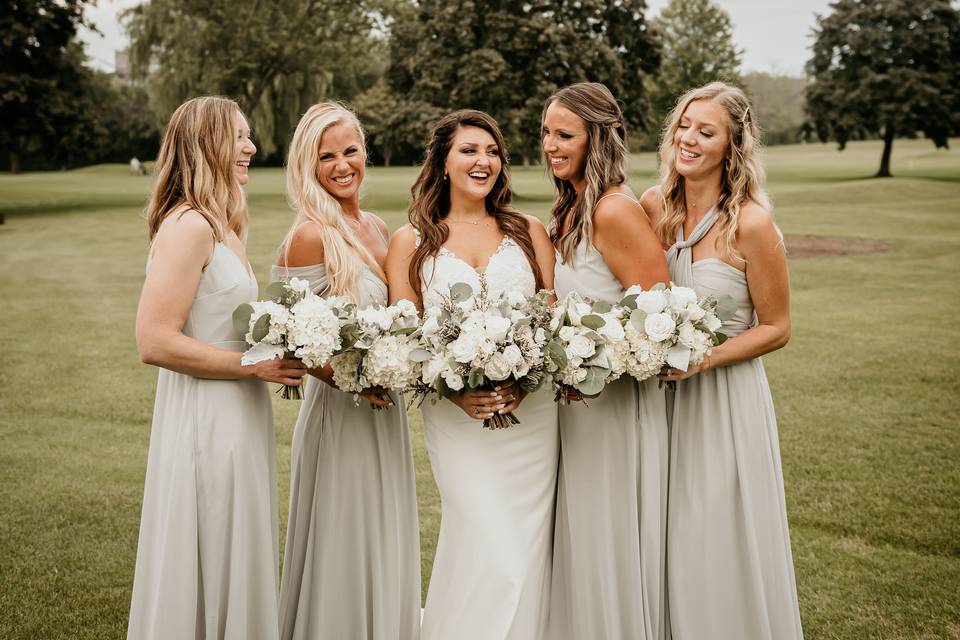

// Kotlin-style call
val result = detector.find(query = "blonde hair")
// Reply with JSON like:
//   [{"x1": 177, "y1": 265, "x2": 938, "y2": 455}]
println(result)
[
  {"x1": 655, "y1": 82, "x2": 769, "y2": 261},
  {"x1": 543, "y1": 83, "x2": 628, "y2": 263},
  {"x1": 146, "y1": 96, "x2": 248, "y2": 242},
  {"x1": 279, "y1": 102, "x2": 379, "y2": 300}
]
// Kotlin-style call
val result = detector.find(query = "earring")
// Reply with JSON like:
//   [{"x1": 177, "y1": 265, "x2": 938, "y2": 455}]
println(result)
[{"x1": 443, "y1": 173, "x2": 448, "y2": 181}]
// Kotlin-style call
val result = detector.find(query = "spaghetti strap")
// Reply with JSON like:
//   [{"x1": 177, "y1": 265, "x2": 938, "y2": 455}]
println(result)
[{"x1": 595, "y1": 191, "x2": 641, "y2": 206}]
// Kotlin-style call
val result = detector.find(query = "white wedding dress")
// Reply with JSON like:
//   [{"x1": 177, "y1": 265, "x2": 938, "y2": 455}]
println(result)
[{"x1": 418, "y1": 234, "x2": 560, "y2": 640}]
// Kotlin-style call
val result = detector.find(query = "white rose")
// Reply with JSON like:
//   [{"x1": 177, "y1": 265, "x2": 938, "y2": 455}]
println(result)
[
  {"x1": 558, "y1": 326, "x2": 577, "y2": 341},
  {"x1": 423, "y1": 354, "x2": 447, "y2": 383},
  {"x1": 596, "y1": 314, "x2": 625, "y2": 341},
  {"x1": 566, "y1": 334, "x2": 596, "y2": 359},
  {"x1": 668, "y1": 286, "x2": 698, "y2": 308},
  {"x1": 484, "y1": 352, "x2": 513, "y2": 381},
  {"x1": 443, "y1": 368, "x2": 464, "y2": 391},
  {"x1": 420, "y1": 313, "x2": 440, "y2": 337},
  {"x1": 534, "y1": 327, "x2": 546, "y2": 344},
  {"x1": 568, "y1": 301, "x2": 592, "y2": 326},
  {"x1": 677, "y1": 321, "x2": 697, "y2": 348},
  {"x1": 644, "y1": 312, "x2": 677, "y2": 343},
  {"x1": 484, "y1": 315, "x2": 511, "y2": 341},
  {"x1": 633, "y1": 289, "x2": 668, "y2": 314},
  {"x1": 502, "y1": 344, "x2": 523, "y2": 366},
  {"x1": 549, "y1": 315, "x2": 561, "y2": 332},
  {"x1": 704, "y1": 313, "x2": 723, "y2": 332},
  {"x1": 287, "y1": 277, "x2": 312, "y2": 296},
  {"x1": 451, "y1": 334, "x2": 481, "y2": 363},
  {"x1": 686, "y1": 304, "x2": 706, "y2": 322},
  {"x1": 357, "y1": 306, "x2": 393, "y2": 331}
]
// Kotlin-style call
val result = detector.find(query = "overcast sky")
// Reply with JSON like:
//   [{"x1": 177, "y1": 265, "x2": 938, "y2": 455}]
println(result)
[{"x1": 80, "y1": 0, "x2": 833, "y2": 76}]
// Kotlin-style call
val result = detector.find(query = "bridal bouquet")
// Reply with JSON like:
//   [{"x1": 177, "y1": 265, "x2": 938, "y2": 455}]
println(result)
[
  {"x1": 329, "y1": 298, "x2": 422, "y2": 403},
  {"x1": 545, "y1": 292, "x2": 628, "y2": 401},
  {"x1": 411, "y1": 281, "x2": 553, "y2": 429},
  {"x1": 233, "y1": 278, "x2": 352, "y2": 399},
  {"x1": 621, "y1": 283, "x2": 736, "y2": 385}
]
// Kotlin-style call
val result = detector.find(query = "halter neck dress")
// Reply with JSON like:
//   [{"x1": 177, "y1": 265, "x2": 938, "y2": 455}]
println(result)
[
  {"x1": 547, "y1": 192, "x2": 671, "y2": 640},
  {"x1": 665, "y1": 208, "x2": 803, "y2": 639},
  {"x1": 128, "y1": 242, "x2": 279, "y2": 640},
  {"x1": 270, "y1": 261, "x2": 421, "y2": 640}
]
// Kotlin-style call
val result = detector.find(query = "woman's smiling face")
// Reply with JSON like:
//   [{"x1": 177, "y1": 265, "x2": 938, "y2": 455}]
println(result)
[{"x1": 444, "y1": 125, "x2": 502, "y2": 202}]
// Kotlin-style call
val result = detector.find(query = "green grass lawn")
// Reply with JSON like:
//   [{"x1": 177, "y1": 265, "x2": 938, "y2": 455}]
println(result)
[{"x1": 1, "y1": 138, "x2": 958, "y2": 639}]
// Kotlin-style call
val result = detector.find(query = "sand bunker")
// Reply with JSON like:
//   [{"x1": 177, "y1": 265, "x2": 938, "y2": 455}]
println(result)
[{"x1": 784, "y1": 234, "x2": 893, "y2": 259}]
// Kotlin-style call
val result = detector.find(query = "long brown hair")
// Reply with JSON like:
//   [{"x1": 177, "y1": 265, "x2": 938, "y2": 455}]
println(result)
[
  {"x1": 543, "y1": 83, "x2": 628, "y2": 263},
  {"x1": 407, "y1": 109, "x2": 543, "y2": 295},
  {"x1": 146, "y1": 96, "x2": 248, "y2": 242},
  {"x1": 654, "y1": 82, "x2": 770, "y2": 261}
]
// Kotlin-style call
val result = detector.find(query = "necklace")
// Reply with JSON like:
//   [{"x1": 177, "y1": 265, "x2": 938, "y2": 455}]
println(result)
[{"x1": 447, "y1": 215, "x2": 490, "y2": 226}]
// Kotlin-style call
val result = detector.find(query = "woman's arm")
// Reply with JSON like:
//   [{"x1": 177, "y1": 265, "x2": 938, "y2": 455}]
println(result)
[
  {"x1": 384, "y1": 225, "x2": 422, "y2": 308},
  {"x1": 525, "y1": 214, "x2": 556, "y2": 294},
  {"x1": 592, "y1": 192, "x2": 671, "y2": 290},
  {"x1": 136, "y1": 211, "x2": 305, "y2": 385},
  {"x1": 661, "y1": 203, "x2": 790, "y2": 380}
]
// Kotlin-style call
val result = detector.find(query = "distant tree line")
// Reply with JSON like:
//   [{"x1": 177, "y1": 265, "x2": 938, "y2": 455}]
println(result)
[{"x1": 3, "y1": 0, "x2": 957, "y2": 175}]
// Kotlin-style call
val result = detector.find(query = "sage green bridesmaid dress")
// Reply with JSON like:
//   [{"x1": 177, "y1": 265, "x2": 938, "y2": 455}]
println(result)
[
  {"x1": 665, "y1": 208, "x2": 803, "y2": 639},
  {"x1": 128, "y1": 242, "x2": 279, "y2": 640}
]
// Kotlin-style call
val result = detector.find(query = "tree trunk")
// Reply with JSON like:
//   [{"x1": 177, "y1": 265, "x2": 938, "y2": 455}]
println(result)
[
  {"x1": 384, "y1": 152, "x2": 391, "y2": 167},
  {"x1": 876, "y1": 124, "x2": 894, "y2": 178},
  {"x1": 9, "y1": 150, "x2": 20, "y2": 174},
  {"x1": 522, "y1": 154, "x2": 530, "y2": 168}
]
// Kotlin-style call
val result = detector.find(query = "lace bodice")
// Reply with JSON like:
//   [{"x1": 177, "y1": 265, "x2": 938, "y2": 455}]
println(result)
[{"x1": 420, "y1": 235, "x2": 536, "y2": 309}]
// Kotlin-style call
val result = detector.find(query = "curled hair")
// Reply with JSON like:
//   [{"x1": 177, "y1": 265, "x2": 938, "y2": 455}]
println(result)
[
  {"x1": 407, "y1": 109, "x2": 543, "y2": 295},
  {"x1": 146, "y1": 96, "x2": 248, "y2": 242},
  {"x1": 655, "y1": 82, "x2": 770, "y2": 261},
  {"x1": 543, "y1": 83, "x2": 628, "y2": 263},
  {"x1": 278, "y1": 101, "x2": 380, "y2": 300}
]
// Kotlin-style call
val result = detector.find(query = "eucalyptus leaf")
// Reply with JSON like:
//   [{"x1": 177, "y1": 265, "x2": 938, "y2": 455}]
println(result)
[
  {"x1": 585, "y1": 345, "x2": 610, "y2": 369},
  {"x1": 251, "y1": 313, "x2": 272, "y2": 343},
  {"x1": 592, "y1": 301, "x2": 612, "y2": 314},
  {"x1": 620, "y1": 294, "x2": 638, "y2": 310},
  {"x1": 581, "y1": 314, "x2": 605, "y2": 330},
  {"x1": 547, "y1": 340, "x2": 567, "y2": 369},
  {"x1": 264, "y1": 281, "x2": 287, "y2": 303},
  {"x1": 577, "y1": 367, "x2": 608, "y2": 396},
  {"x1": 715, "y1": 332, "x2": 729, "y2": 345},
  {"x1": 630, "y1": 308, "x2": 648, "y2": 330},
  {"x1": 468, "y1": 367, "x2": 486, "y2": 389},
  {"x1": 232, "y1": 303, "x2": 254, "y2": 336},
  {"x1": 450, "y1": 282, "x2": 474, "y2": 303}
]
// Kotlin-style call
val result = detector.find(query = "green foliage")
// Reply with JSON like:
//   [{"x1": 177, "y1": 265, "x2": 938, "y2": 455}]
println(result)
[
  {"x1": 124, "y1": 0, "x2": 392, "y2": 162},
  {"x1": 645, "y1": 0, "x2": 742, "y2": 143},
  {"x1": 741, "y1": 72, "x2": 807, "y2": 146},
  {"x1": 352, "y1": 79, "x2": 444, "y2": 166},
  {"x1": 805, "y1": 0, "x2": 960, "y2": 177},
  {"x1": 387, "y1": 0, "x2": 661, "y2": 164}
]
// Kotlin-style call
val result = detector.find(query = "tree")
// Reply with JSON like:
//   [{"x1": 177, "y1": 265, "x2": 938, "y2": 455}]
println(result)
[
  {"x1": 650, "y1": 0, "x2": 742, "y2": 123},
  {"x1": 0, "y1": 0, "x2": 92, "y2": 172},
  {"x1": 742, "y1": 72, "x2": 807, "y2": 146},
  {"x1": 124, "y1": 0, "x2": 391, "y2": 161},
  {"x1": 805, "y1": 0, "x2": 960, "y2": 177},
  {"x1": 387, "y1": 0, "x2": 661, "y2": 165}
]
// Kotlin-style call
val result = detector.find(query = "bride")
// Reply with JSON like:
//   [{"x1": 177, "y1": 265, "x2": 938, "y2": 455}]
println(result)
[{"x1": 385, "y1": 109, "x2": 558, "y2": 640}]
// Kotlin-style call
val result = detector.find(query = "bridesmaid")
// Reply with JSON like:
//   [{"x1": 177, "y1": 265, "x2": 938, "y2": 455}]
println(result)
[
  {"x1": 272, "y1": 102, "x2": 421, "y2": 640},
  {"x1": 129, "y1": 96, "x2": 307, "y2": 639},
  {"x1": 644, "y1": 81, "x2": 803, "y2": 639},
  {"x1": 543, "y1": 83, "x2": 672, "y2": 640}
]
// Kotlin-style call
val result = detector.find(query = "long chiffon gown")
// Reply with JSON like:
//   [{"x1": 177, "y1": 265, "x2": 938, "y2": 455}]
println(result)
[
  {"x1": 665, "y1": 208, "x2": 803, "y2": 639},
  {"x1": 128, "y1": 242, "x2": 279, "y2": 640},
  {"x1": 418, "y1": 235, "x2": 560, "y2": 640},
  {"x1": 547, "y1": 207, "x2": 671, "y2": 640},
  {"x1": 272, "y1": 263, "x2": 421, "y2": 640}
]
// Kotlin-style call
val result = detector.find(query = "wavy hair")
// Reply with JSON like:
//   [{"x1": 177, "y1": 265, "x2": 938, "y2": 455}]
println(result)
[
  {"x1": 146, "y1": 96, "x2": 248, "y2": 242},
  {"x1": 654, "y1": 82, "x2": 770, "y2": 261},
  {"x1": 543, "y1": 83, "x2": 628, "y2": 263},
  {"x1": 407, "y1": 109, "x2": 543, "y2": 295},
  {"x1": 278, "y1": 101, "x2": 381, "y2": 299}
]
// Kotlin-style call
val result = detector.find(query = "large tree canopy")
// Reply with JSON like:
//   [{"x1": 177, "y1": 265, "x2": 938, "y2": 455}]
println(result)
[
  {"x1": 387, "y1": 0, "x2": 661, "y2": 164},
  {"x1": 805, "y1": 0, "x2": 960, "y2": 177},
  {"x1": 124, "y1": 0, "x2": 392, "y2": 161},
  {"x1": 651, "y1": 0, "x2": 742, "y2": 120}
]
